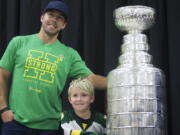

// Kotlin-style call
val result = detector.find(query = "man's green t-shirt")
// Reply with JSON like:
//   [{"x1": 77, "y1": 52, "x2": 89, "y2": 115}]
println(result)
[{"x1": 0, "y1": 34, "x2": 92, "y2": 130}]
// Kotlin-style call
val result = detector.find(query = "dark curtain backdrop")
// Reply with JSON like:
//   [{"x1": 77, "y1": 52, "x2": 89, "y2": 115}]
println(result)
[{"x1": 0, "y1": 0, "x2": 179, "y2": 134}]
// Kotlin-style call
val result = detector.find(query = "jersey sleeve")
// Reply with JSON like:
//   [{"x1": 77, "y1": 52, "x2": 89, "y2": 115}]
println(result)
[
  {"x1": 93, "y1": 112, "x2": 106, "y2": 134},
  {"x1": 61, "y1": 111, "x2": 74, "y2": 135}
]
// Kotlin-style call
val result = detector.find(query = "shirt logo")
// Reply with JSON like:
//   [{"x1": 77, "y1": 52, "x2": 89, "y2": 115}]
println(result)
[{"x1": 24, "y1": 50, "x2": 64, "y2": 83}]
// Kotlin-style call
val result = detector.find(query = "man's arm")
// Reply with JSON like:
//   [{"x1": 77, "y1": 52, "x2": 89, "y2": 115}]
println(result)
[
  {"x1": 87, "y1": 73, "x2": 107, "y2": 90},
  {"x1": 0, "y1": 68, "x2": 14, "y2": 122},
  {"x1": 0, "y1": 68, "x2": 11, "y2": 109}
]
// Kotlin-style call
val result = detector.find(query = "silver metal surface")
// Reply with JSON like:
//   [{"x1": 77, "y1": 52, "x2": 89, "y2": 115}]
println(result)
[
  {"x1": 107, "y1": 6, "x2": 167, "y2": 135},
  {"x1": 114, "y1": 5, "x2": 155, "y2": 34}
]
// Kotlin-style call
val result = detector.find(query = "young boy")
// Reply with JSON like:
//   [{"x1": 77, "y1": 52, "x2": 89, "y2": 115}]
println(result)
[{"x1": 60, "y1": 78, "x2": 106, "y2": 135}]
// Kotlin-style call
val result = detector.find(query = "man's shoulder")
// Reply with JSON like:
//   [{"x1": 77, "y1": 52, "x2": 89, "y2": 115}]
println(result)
[
  {"x1": 59, "y1": 43, "x2": 80, "y2": 57},
  {"x1": 11, "y1": 34, "x2": 36, "y2": 42},
  {"x1": 59, "y1": 42, "x2": 76, "y2": 52}
]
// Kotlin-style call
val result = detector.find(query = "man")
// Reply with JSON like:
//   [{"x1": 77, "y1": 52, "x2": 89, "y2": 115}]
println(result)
[{"x1": 0, "y1": 1, "x2": 107, "y2": 135}]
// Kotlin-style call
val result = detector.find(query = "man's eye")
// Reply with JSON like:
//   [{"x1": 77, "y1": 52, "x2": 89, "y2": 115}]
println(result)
[
  {"x1": 57, "y1": 16, "x2": 64, "y2": 20},
  {"x1": 48, "y1": 13, "x2": 55, "y2": 17}
]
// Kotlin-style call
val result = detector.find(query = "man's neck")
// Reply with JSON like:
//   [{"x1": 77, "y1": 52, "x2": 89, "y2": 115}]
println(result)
[{"x1": 38, "y1": 29, "x2": 58, "y2": 44}]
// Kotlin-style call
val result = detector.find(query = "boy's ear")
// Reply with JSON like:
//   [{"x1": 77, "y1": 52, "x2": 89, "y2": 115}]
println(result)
[
  {"x1": 68, "y1": 97, "x2": 72, "y2": 103},
  {"x1": 90, "y1": 96, "x2": 95, "y2": 103},
  {"x1": 68, "y1": 97, "x2": 71, "y2": 101}
]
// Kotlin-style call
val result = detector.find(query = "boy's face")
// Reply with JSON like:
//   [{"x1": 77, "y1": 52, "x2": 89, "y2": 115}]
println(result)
[{"x1": 68, "y1": 87, "x2": 94, "y2": 112}]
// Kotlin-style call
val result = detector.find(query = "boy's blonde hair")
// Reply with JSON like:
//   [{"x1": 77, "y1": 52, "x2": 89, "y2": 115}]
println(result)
[{"x1": 68, "y1": 78, "x2": 94, "y2": 97}]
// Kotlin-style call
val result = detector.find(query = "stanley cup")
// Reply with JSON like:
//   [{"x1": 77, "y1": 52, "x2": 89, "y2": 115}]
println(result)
[{"x1": 107, "y1": 6, "x2": 167, "y2": 135}]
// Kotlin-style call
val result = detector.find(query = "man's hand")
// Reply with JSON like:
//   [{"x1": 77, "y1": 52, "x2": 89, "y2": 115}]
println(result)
[
  {"x1": 87, "y1": 74, "x2": 107, "y2": 90},
  {"x1": 1, "y1": 110, "x2": 14, "y2": 123}
]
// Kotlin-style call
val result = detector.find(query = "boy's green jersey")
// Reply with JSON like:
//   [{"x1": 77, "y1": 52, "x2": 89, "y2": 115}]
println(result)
[
  {"x1": 0, "y1": 34, "x2": 92, "y2": 130},
  {"x1": 61, "y1": 110, "x2": 106, "y2": 135}
]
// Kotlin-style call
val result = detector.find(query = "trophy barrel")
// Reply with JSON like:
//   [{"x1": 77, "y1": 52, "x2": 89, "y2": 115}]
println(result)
[
  {"x1": 107, "y1": 5, "x2": 167, "y2": 135},
  {"x1": 107, "y1": 66, "x2": 167, "y2": 135}
]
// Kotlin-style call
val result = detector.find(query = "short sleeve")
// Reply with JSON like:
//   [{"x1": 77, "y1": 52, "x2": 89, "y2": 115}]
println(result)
[
  {"x1": 68, "y1": 50, "x2": 92, "y2": 79},
  {"x1": 0, "y1": 37, "x2": 19, "y2": 72}
]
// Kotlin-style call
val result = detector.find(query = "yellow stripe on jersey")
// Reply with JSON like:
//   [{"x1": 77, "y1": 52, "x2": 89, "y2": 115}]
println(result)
[
  {"x1": 82, "y1": 123, "x2": 88, "y2": 130},
  {"x1": 71, "y1": 130, "x2": 81, "y2": 135}
]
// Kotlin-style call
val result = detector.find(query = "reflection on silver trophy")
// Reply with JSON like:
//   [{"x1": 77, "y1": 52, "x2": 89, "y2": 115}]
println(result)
[{"x1": 107, "y1": 6, "x2": 167, "y2": 135}]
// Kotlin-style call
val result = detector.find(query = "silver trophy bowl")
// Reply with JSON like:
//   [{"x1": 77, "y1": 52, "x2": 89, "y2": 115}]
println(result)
[
  {"x1": 114, "y1": 6, "x2": 155, "y2": 34},
  {"x1": 107, "y1": 6, "x2": 167, "y2": 135}
]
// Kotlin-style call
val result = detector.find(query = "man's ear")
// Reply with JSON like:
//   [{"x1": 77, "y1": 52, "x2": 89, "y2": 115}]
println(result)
[
  {"x1": 40, "y1": 14, "x2": 44, "y2": 23},
  {"x1": 61, "y1": 22, "x2": 67, "y2": 30}
]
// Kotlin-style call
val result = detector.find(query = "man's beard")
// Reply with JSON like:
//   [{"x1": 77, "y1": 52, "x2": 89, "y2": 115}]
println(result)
[
  {"x1": 43, "y1": 24, "x2": 59, "y2": 36},
  {"x1": 44, "y1": 29, "x2": 59, "y2": 36}
]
